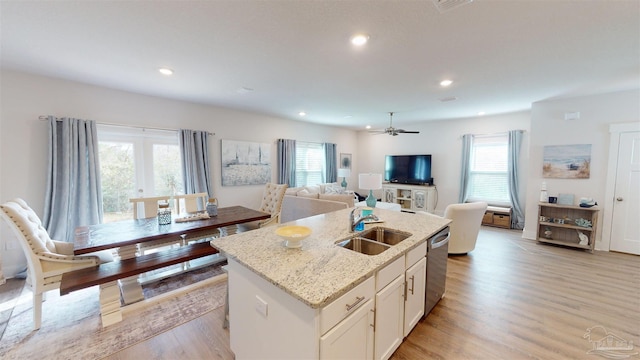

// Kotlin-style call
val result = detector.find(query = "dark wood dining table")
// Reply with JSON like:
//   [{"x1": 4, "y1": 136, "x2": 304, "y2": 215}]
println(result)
[{"x1": 73, "y1": 205, "x2": 270, "y2": 255}]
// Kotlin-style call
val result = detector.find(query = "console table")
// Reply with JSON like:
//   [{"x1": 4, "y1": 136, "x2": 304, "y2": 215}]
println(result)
[{"x1": 381, "y1": 184, "x2": 436, "y2": 213}]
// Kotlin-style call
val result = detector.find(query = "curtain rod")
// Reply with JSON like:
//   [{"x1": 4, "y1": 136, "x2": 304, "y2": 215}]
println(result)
[{"x1": 39, "y1": 116, "x2": 214, "y2": 136}]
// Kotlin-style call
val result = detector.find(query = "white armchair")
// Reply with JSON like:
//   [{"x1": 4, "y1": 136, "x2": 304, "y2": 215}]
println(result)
[
  {"x1": 444, "y1": 202, "x2": 488, "y2": 255},
  {"x1": 0, "y1": 198, "x2": 111, "y2": 330}
]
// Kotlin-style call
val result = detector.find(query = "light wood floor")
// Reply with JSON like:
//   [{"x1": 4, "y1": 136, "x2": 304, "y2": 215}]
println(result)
[{"x1": 105, "y1": 227, "x2": 639, "y2": 359}]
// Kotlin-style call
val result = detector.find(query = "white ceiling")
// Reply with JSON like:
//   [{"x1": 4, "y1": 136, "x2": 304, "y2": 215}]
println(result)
[{"x1": 1, "y1": 1, "x2": 639, "y2": 130}]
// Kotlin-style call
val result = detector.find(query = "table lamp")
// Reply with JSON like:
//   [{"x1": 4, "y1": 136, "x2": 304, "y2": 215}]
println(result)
[
  {"x1": 359, "y1": 173, "x2": 382, "y2": 208},
  {"x1": 338, "y1": 168, "x2": 350, "y2": 188}
]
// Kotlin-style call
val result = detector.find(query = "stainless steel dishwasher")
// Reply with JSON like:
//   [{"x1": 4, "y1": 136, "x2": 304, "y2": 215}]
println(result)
[{"x1": 425, "y1": 226, "x2": 450, "y2": 315}]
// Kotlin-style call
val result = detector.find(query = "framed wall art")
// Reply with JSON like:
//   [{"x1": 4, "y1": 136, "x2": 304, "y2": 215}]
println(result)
[
  {"x1": 221, "y1": 139, "x2": 271, "y2": 186},
  {"x1": 340, "y1": 153, "x2": 352, "y2": 170},
  {"x1": 542, "y1": 144, "x2": 591, "y2": 179}
]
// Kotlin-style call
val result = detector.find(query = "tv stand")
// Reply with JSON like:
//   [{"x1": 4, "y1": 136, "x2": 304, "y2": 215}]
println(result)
[{"x1": 382, "y1": 183, "x2": 436, "y2": 213}]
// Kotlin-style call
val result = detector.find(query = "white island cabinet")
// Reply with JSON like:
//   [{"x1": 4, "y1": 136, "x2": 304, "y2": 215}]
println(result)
[
  {"x1": 228, "y1": 258, "x2": 376, "y2": 359},
  {"x1": 212, "y1": 208, "x2": 451, "y2": 360}
]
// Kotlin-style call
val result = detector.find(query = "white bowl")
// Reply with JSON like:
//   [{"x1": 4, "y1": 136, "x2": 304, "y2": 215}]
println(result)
[{"x1": 276, "y1": 226, "x2": 312, "y2": 248}]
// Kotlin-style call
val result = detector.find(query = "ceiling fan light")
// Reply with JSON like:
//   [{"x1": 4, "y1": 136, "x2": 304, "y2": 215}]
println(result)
[{"x1": 440, "y1": 79, "x2": 453, "y2": 87}]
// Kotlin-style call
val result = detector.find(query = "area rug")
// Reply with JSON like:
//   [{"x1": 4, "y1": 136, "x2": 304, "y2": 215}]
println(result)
[{"x1": 0, "y1": 273, "x2": 227, "y2": 360}]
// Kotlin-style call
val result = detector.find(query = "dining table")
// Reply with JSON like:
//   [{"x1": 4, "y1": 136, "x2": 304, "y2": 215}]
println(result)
[
  {"x1": 72, "y1": 205, "x2": 270, "y2": 304},
  {"x1": 73, "y1": 205, "x2": 270, "y2": 255}
]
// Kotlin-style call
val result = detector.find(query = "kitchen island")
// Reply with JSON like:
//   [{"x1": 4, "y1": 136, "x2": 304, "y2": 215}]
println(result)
[{"x1": 211, "y1": 207, "x2": 450, "y2": 360}]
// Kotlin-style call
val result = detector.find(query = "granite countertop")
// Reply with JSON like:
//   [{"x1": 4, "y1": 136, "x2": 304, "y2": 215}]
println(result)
[{"x1": 210, "y1": 207, "x2": 450, "y2": 309}]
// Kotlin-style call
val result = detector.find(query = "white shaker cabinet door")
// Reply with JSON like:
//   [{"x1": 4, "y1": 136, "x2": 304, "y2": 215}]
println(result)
[
  {"x1": 320, "y1": 299, "x2": 374, "y2": 360},
  {"x1": 404, "y1": 257, "x2": 427, "y2": 336},
  {"x1": 374, "y1": 274, "x2": 405, "y2": 360}
]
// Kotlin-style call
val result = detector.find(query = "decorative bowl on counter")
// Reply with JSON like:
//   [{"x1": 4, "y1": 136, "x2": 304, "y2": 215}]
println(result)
[{"x1": 276, "y1": 225, "x2": 312, "y2": 248}]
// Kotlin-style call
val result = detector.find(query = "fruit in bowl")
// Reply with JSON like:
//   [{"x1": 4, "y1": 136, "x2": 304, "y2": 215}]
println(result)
[{"x1": 276, "y1": 226, "x2": 312, "y2": 248}]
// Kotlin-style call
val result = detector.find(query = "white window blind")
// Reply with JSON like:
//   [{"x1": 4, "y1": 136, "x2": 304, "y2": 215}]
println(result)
[
  {"x1": 295, "y1": 141, "x2": 325, "y2": 187},
  {"x1": 467, "y1": 133, "x2": 510, "y2": 205}
]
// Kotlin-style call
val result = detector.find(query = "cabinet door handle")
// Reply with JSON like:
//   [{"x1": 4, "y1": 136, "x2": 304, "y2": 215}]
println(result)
[
  {"x1": 370, "y1": 308, "x2": 375, "y2": 330},
  {"x1": 345, "y1": 296, "x2": 365, "y2": 311},
  {"x1": 616, "y1": 197, "x2": 623, "y2": 201},
  {"x1": 408, "y1": 275, "x2": 415, "y2": 295}
]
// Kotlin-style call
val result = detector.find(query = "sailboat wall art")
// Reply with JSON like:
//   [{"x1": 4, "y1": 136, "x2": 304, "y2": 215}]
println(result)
[
  {"x1": 221, "y1": 139, "x2": 271, "y2": 186},
  {"x1": 542, "y1": 144, "x2": 591, "y2": 179}
]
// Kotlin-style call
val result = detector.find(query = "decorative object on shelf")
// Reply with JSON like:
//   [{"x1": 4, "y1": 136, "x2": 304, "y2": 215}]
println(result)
[
  {"x1": 579, "y1": 197, "x2": 597, "y2": 208},
  {"x1": 548, "y1": 196, "x2": 557, "y2": 203},
  {"x1": 557, "y1": 193, "x2": 574, "y2": 205},
  {"x1": 544, "y1": 227, "x2": 553, "y2": 239},
  {"x1": 553, "y1": 218, "x2": 565, "y2": 224},
  {"x1": 339, "y1": 153, "x2": 352, "y2": 169},
  {"x1": 338, "y1": 168, "x2": 351, "y2": 188},
  {"x1": 157, "y1": 202, "x2": 172, "y2": 225},
  {"x1": 575, "y1": 218, "x2": 592, "y2": 228},
  {"x1": 540, "y1": 181, "x2": 548, "y2": 202},
  {"x1": 542, "y1": 144, "x2": 591, "y2": 179},
  {"x1": 359, "y1": 173, "x2": 382, "y2": 208},
  {"x1": 206, "y1": 198, "x2": 218, "y2": 217},
  {"x1": 577, "y1": 230, "x2": 589, "y2": 246}
]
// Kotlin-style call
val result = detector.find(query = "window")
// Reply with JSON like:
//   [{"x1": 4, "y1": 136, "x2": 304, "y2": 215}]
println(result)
[
  {"x1": 466, "y1": 134, "x2": 510, "y2": 205},
  {"x1": 295, "y1": 141, "x2": 325, "y2": 187},
  {"x1": 98, "y1": 125, "x2": 182, "y2": 222}
]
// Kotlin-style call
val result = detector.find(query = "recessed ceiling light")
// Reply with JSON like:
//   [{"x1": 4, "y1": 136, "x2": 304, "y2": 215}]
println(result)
[
  {"x1": 299, "y1": 112, "x2": 306, "y2": 116},
  {"x1": 350, "y1": 34, "x2": 369, "y2": 46},
  {"x1": 365, "y1": 125, "x2": 372, "y2": 129},
  {"x1": 158, "y1": 68, "x2": 173, "y2": 76},
  {"x1": 440, "y1": 79, "x2": 453, "y2": 87},
  {"x1": 478, "y1": 111, "x2": 486, "y2": 116}
]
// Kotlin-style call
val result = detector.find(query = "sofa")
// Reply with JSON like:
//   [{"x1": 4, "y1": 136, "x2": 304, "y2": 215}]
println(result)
[{"x1": 280, "y1": 183, "x2": 356, "y2": 223}]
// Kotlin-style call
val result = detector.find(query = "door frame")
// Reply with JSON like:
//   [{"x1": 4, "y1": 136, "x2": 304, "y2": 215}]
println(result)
[{"x1": 602, "y1": 122, "x2": 640, "y2": 251}]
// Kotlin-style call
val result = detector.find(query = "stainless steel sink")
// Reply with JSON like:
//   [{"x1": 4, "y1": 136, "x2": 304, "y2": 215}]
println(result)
[
  {"x1": 335, "y1": 237, "x2": 391, "y2": 255},
  {"x1": 358, "y1": 227, "x2": 412, "y2": 245}
]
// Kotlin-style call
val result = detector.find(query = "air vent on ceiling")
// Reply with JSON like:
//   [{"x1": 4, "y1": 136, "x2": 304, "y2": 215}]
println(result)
[
  {"x1": 439, "y1": 96, "x2": 458, "y2": 102},
  {"x1": 432, "y1": 0, "x2": 473, "y2": 13}
]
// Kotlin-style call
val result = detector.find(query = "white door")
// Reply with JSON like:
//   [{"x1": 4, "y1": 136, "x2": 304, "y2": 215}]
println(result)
[
  {"x1": 404, "y1": 257, "x2": 427, "y2": 336},
  {"x1": 320, "y1": 299, "x2": 375, "y2": 360},
  {"x1": 610, "y1": 131, "x2": 640, "y2": 255},
  {"x1": 374, "y1": 275, "x2": 405, "y2": 360}
]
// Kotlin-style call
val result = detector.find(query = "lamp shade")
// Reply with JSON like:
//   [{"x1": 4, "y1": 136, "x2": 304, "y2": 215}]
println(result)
[
  {"x1": 337, "y1": 168, "x2": 351, "y2": 178},
  {"x1": 359, "y1": 173, "x2": 382, "y2": 190}
]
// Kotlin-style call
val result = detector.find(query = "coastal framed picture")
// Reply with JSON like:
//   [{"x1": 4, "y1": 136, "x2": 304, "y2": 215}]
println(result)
[
  {"x1": 340, "y1": 153, "x2": 352, "y2": 170},
  {"x1": 221, "y1": 139, "x2": 271, "y2": 186},
  {"x1": 542, "y1": 144, "x2": 591, "y2": 179}
]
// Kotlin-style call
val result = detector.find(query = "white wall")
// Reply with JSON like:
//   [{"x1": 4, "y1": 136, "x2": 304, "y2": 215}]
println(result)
[
  {"x1": 522, "y1": 90, "x2": 640, "y2": 250},
  {"x1": 0, "y1": 70, "x2": 358, "y2": 277},
  {"x1": 356, "y1": 112, "x2": 532, "y2": 215}
]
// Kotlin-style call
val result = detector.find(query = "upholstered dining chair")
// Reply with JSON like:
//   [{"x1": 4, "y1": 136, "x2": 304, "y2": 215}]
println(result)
[
  {"x1": 235, "y1": 183, "x2": 288, "y2": 233},
  {"x1": 444, "y1": 202, "x2": 488, "y2": 255},
  {"x1": 0, "y1": 198, "x2": 112, "y2": 330}
]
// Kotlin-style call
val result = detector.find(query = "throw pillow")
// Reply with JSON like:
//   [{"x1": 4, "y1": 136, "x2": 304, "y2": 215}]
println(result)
[
  {"x1": 297, "y1": 189, "x2": 320, "y2": 199},
  {"x1": 324, "y1": 184, "x2": 346, "y2": 194}
]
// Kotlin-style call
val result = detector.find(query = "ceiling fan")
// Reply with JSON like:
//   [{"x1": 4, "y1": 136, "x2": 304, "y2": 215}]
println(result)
[{"x1": 370, "y1": 112, "x2": 420, "y2": 136}]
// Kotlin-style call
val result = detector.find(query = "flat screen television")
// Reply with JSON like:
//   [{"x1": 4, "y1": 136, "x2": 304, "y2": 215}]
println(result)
[{"x1": 385, "y1": 154, "x2": 432, "y2": 185}]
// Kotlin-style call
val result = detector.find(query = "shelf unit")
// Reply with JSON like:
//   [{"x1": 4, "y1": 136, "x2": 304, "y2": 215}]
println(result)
[
  {"x1": 536, "y1": 203, "x2": 599, "y2": 252},
  {"x1": 381, "y1": 184, "x2": 436, "y2": 213}
]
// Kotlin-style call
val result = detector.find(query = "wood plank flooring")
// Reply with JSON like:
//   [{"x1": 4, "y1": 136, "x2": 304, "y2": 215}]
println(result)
[{"x1": 101, "y1": 227, "x2": 640, "y2": 359}]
